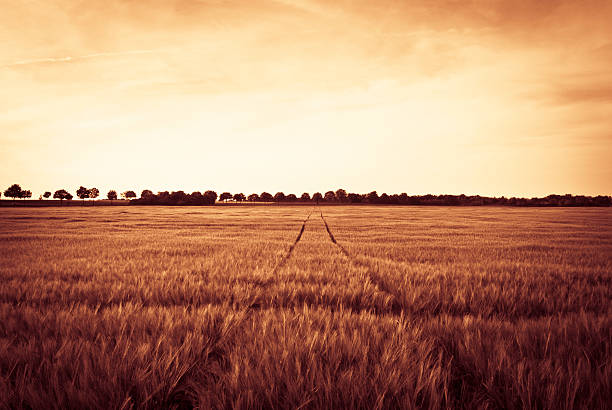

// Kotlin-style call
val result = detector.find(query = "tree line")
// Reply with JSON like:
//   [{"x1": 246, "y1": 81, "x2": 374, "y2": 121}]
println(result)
[
  {"x1": 1, "y1": 184, "x2": 136, "y2": 205},
  {"x1": 2, "y1": 184, "x2": 611, "y2": 207}
]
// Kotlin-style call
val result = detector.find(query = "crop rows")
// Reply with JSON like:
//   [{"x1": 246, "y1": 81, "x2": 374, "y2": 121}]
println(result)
[{"x1": 0, "y1": 206, "x2": 611, "y2": 409}]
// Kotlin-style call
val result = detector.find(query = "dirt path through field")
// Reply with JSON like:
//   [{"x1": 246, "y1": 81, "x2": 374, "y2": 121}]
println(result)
[
  {"x1": 271, "y1": 209, "x2": 314, "y2": 274},
  {"x1": 319, "y1": 210, "x2": 403, "y2": 313},
  {"x1": 261, "y1": 207, "x2": 396, "y2": 314}
]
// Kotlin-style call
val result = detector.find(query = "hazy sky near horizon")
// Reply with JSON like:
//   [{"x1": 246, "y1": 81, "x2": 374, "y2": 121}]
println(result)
[{"x1": 1, "y1": 0, "x2": 611, "y2": 197}]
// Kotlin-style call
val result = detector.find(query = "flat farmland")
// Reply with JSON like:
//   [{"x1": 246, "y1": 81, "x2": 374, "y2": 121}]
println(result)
[{"x1": 0, "y1": 206, "x2": 611, "y2": 409}]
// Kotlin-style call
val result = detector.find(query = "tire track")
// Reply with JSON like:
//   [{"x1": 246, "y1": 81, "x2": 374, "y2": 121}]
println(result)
[
  {"x1": 320, "y1": 211, "x2": 350, "y2": 257},
  {"x1": 271, "y1": 210, "x2": 313, "y2": 275},
  {"x1": 319, "y1": 211, "x2": 403, "y2": 314}
]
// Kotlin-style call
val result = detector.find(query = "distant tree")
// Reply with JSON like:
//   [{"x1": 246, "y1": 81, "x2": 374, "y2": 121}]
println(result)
[
  {"x1": 324, "y1": 191, "x2": 336, "y2": 202},
  {"x1": 335, "y1": 189, "x2": 347, "y2": 203},
  {"x1": 379, "y1": 193, "x2": 390, "y2": 204},
  {"x1": 190, "y1": 191, "x2": 204, "y2": 205},
  {"x1": 54, "y1": 189, "x2": 72, "y2": 205},
  {"x1": 107, "y1": 190, "x2": 117, "y2": 204},
  {"x1": 43, "y1": 191, "x2": 51, "y2": 199},
  {"x1": 4, "y1": 184, "x2": 22, "y2": 202},
  {"x1": 20, "y1": 190, "x2": 32, "y2": 200},
  {"x1": 157, "y1": 191, "x2": 171, "y2": 204},
  {"x1": 89, "y1": 188, "x2": 99, "y2": 205},
  {"x1": 169, "y1": 191, "x2": 187, "y2": 203},
  {"x1": 274, "y1": 192, "x2": 286, "y2": 202},
  {"x1": 286, "y1": 194, "x2": 297, "y2": 202},
  {"x1": 348, "y1": 193, "x2": 362, "y2": 203},
  {"x1": 260, "y1": 192, "x2": 273, "y2": 202},
  {"x1": 141, "y1": 189, "x2": 154, "y2": 199},
  {"x1": 366, "y1": 191, "x2": 379, "y2": 203},
  {"x1": 219, "y1": 192, "x2": 232, "y2": 202},
  {"x1": 594, "y1": 195, "x2": 612, "y2": 206},
  {"x1": 300, "y1": 193, "x2": 311, "y2": 202},
  {"x1": 233, "y1": 193, "x2": 246, "y2": 202},
  {"x1": 248, "y1": 193, "x2": 259, "y2": 202},
  {"x1": 122, "y1": 191, "x2": 137, "y2": 200},
  {"x1": 76, "y1": 186, "x2": 90, "y2": 204},
  {"x1": 137, "y1": 190, "x2": 155, "y2": 204},
  {"x1": 312, "y1": 192, "x2": 323, "y2": 203},
  {"x1": 203, "y1": 190, "x2": 218, "y2": 205}
]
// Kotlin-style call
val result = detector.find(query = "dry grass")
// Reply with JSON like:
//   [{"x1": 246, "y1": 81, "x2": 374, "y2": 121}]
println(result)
[{"x1": 0, "y1": 206, "x2": 610, "y2": 409}]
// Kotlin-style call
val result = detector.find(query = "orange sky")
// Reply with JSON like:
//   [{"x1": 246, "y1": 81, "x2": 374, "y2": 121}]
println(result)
[{"x1": 1, "y1": 0, "x2": 611, "y2": 198}]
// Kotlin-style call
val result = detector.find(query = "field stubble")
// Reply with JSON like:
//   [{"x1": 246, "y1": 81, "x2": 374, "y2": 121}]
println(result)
[{"x1": 0, "y1": 206, "x2": 610, "y2": 409}]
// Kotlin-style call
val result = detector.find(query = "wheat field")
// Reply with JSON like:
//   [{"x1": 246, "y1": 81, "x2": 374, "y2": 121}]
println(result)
[{"x1": 0, "y1": 206, "x2": 610, "y2": 409}]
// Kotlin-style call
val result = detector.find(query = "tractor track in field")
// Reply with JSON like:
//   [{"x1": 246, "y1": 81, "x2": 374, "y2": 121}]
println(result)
[
  {"x1": 319, "y1": 211, "x2": 403, "y2": 314},
  {"x1": 319, "y1": 211, "x2": 350, "y2": 257},
  {"x1": 271, "y1": 210, "x2": 313, "y2": 275},
  {"x1": 268, "y1": 207, "x2": 403, "y2": 314}
]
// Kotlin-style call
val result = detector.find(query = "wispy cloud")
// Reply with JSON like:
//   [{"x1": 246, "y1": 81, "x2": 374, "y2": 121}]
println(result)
[
  {"x1": 3, "y1": 49, "x2": 166, "y2": 68},
  {"x1": 270, "y1": 0, "x2": 339, "y2": 17}
]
